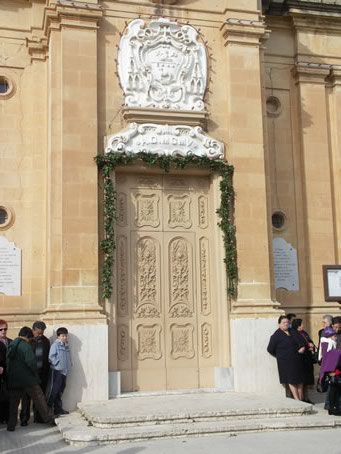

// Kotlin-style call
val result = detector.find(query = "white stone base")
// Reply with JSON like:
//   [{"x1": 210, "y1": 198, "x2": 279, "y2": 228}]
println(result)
[
  {"x1": 109, "y1": 372, "x2": 121, "y2": 398},
  {"x1": 46, "y1": 324, "x2": 108, "y2": 411},
  {"x1": 230, "y1": 317, "x2": 284, "y2": 395},
  {"x1": 214, "y1": 368, "x2": 234, "y2": 390}
]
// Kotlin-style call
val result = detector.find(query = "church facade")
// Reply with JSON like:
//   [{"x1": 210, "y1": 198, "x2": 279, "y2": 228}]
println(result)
[{"x1": 1, "y1": 0, "x2": 341, "y2": 408}]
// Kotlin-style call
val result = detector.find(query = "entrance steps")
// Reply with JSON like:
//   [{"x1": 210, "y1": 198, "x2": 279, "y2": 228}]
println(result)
[{"x1": 55, "y1": 391, "x2": 341, "y2": 446}]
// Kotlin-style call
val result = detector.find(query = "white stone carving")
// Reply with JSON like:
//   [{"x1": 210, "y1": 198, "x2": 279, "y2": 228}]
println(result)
[
  {"x1": 106, "y1": 123, "x2": 224, "y2": 160},
  {"x1": 117, "y1": 18, "x2": 207, "y2": 111}
]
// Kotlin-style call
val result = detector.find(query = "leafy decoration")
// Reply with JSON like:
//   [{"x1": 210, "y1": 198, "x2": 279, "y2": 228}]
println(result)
[{"x1": 96, "y1": 152, "x2": 238, "y2": 300}]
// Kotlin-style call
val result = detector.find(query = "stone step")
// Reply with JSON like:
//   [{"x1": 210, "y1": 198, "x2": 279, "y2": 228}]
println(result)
[
  {"x1": 56, "y1": 410, "x2": 341, "y2": 446},
  {"x1": 77, "y1": 392, "x2": 313, "y2": 428}
]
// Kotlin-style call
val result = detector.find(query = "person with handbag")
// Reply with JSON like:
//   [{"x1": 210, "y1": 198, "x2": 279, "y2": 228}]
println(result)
[
  {"x1": 0, "y1": 319, "x2": 12, "y2": 425},
  {"x1": 291, "y1": 319, "x2": 316, "y2": 404},
  {"x1": 267, "y1": 315, "x2": 306, "y2": 401}
]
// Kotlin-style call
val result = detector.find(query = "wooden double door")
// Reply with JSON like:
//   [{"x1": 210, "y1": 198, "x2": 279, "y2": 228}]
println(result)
[{"x1": 113, "y1": 171, "x2": 221, "y2": 391}]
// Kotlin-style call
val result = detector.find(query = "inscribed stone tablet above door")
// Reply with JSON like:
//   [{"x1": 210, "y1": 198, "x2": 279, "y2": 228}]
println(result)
[
  {"x1": 105, "y1": 123, "x2": 224, "y2": 160},
  {"x1": 117, "y1": 18, "x2": 208, "y2": 111}
]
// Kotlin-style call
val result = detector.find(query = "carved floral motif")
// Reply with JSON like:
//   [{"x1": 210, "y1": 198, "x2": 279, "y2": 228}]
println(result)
[
  {"x1": 171, "y1": 323, "x2": 195, "y2": 359},
  {"x1": 137, "y1": 324, "x2": 162, "y2": 360},
  {"x1": 118, "y1": 325, "x2": 129, "y2": 362},
  {"x1": 117, "y1": 18, "x2": 207, "y2": 111},
  {"x1": 117, "y1": 193, "x2": 127, "y2": 227},
  {"x1": 199, "y1": 237, "x2": 210, "y2": 315},
  {"x1": 117, "y1": 236, "x2": 128, "y2": 317},
  {"x1": 198, "y1": 196, "x2": 208, "y2": 229},
  {"x1": 136, "y1": 238, "x2": 160, "y2": 318},
  {"x1": 201, "y1": 323, "x2": 212, "y2": 359},
  {"x1": 169, "y1": 238, "x2": 193, "y2": 317}
]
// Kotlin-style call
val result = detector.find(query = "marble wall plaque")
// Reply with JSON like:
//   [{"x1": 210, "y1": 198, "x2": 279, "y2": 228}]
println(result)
[
  {"x1": 273, "y1": 237, "x2": 299, "y2": 291},
  {"x1": 0, "y1": 236, "x2": 21, "y2": 296}
]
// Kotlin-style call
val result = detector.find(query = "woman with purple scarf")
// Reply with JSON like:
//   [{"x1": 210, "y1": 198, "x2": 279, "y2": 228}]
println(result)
[{"x1": 319, "y1": 327, "x2": 341, "y2": 416}]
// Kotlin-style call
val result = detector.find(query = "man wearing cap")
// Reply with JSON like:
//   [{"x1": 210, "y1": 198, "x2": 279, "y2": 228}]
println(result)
[{"x1": 20, "y1": 321, "x2": 51, "y2": 425}]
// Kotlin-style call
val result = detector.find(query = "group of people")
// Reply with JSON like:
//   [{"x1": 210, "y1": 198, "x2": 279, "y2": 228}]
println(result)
[
  {"x1": 0, "y1": 319, "x2": 72, "y2": 431},
  {"x1": 268, "y1": 313, "x2": 341, "y2": 415}
]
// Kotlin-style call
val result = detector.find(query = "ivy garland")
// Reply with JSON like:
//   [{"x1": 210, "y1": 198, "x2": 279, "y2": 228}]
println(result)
[{"x1": 95, "y1": 151, "x2": 238, "y2": 301}]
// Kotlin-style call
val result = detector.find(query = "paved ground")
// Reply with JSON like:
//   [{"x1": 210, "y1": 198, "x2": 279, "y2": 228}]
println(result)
[{"x1": 1, "y1": 423, "x2": 341, "y2": 454}]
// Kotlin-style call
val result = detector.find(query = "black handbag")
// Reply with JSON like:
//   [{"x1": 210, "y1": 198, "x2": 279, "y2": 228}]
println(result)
[{"x1": 310, "y1": 351, "x2": 318, "y2": 364}]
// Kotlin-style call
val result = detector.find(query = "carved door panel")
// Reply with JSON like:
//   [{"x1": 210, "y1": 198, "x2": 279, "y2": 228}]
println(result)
[{"x1": 115, "y1": 172, "x2": 218, "y2": 392}]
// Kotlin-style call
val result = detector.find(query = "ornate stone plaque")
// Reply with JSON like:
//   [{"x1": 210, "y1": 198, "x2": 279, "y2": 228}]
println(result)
[
  {"x1": 117, "y1": 18, "x2": 207, "y2": 111},
  {"x1": 0, "y1": 236, "x2": 21, "y2": 296},
  {"x1": 273, "y1": 237, "x2": 299, "y2": 291},
  {"x1": 106, "y1": 123, "x2": 224, "y2": 160}
]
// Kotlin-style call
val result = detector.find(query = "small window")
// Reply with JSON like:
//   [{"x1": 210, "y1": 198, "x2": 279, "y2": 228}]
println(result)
[
  {"x1": 272, "y1": 211, "x2": 286, "y2": 230},
  {"x1": 0, "y1": 76, "x2": 10, "y2": 95},
  {"x1": 266, "y1": 96, "x2": 281, "y2": 117},
  {"x1": 0, "y1": 206, "x2": 14, "y2": 230}
]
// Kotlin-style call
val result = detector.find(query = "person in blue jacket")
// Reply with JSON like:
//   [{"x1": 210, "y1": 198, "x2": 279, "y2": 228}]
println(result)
[{"x1": 47, "y1": 327, "x2": 72, "y2": 416}]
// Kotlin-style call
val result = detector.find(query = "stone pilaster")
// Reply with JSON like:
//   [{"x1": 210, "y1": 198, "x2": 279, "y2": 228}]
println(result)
[
  {"x1": 221, "y1": 18, "x2": 280, "y2": 318},
  {"x1": 41, "y1": 1, "x2": 108, "y2": 408},
  {"x1": 292, "y1": 62, "x2": 340, "y2": 315},
  {"x1": 221, "y1": 17, "x2": 282, "y2": 394},
  {"x1": 327, "y1": 67, "x2": 341, "y2": 267},
  {"x1": 44, "y1": 1, "x2": 104, "y2": 321}
]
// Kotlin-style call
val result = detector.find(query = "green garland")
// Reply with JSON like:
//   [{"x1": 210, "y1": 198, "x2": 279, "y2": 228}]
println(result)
[{"x1": 96, "y1": 152, "x2": 238, "y2": 300}]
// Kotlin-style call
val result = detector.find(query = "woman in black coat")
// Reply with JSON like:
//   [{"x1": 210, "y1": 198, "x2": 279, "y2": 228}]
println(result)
[
  {"x1": 267, "y1": 315, "x2": 306, "y2": 400},
  {"x1": 291, "y1": 318, "x2": 315, "y2": 396},
  {"x1": 0, "y1": 319, "x2": 12, "y2": 424}
]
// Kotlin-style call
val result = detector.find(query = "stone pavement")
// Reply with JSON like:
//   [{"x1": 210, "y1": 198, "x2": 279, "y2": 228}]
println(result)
[{"x1": 1, "y1": 424, "x2": 341, "y2": 454}]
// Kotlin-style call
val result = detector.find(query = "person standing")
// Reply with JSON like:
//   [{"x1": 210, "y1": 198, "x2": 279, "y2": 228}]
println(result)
[
  {"x1": 332, "y1": 316, "x2": 341, "y2": 349},
  {"x1": 286, "y1": 313, "x2": 296, "y2": 329},
  {"x1": 47, "y1": 327, "x2": 71, "y2": 416},
  {"x1": 291, "y1": 318, "x2": 316, "y2": 403},
  {"x1": 317, "y1": 315, "x2": 333, "y2": 363},
  {"x1": 6, "y1": 326, "x2": 52, "y2": 431},
  {"x1": 0, "y1": 319, "x2": 12, "y2": 424},
  {"x1": 20, "y1": 321, "x2": 51, "y2": 425},
  {"x1": 267, "y1": 315, "x2": 306, "y2": 400}
]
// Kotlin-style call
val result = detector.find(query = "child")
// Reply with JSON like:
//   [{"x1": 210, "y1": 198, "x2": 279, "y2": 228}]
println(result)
[{"x1": 47, "y1": 327, "x2": 72, "y2": 416}]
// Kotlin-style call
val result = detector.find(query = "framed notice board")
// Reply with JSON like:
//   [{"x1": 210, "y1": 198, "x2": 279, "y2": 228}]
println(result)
[{"x1": 323, "y1": 265, "x2": 341, "y2": 302}]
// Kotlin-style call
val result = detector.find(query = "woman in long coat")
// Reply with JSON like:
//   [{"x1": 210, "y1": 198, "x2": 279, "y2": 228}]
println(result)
[
  {"x1": 267, "y1": 315, "x2": 306, "y2": 400},
  {"x1": 0, "y1": 319, "x2": 12, "y2": 424}
]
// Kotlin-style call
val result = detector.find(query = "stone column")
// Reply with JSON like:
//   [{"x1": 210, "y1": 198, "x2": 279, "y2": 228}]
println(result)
[
  {"x1": 221, "y1": 18, "x2": 282, "y2": 394},
  {"x1": 327, "y1": 67, "x2": 341, "y2": 266},
  {"x1": 43, "y1": 1, "x2": 108, "y2": 408},
  {"x1": 293, "y1": 63, "x2": 340, "y2": 323}
]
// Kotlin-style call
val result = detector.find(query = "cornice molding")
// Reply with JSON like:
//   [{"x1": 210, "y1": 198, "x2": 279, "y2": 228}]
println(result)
[
  {"x1": 264, "y1": 0, "x2": 341, "y2": 17},
  {"x1": 327, "y1": 66, "x2": 341, "y2": 87},
  {"x1": 290, "y1": 9, "x2": 341, "y2": 34},
  {"x1": 43, "y1": 0, "x2": 103, "y2": 40},
  {"x1": 26, "y1": 36, "x2": 49, "y2": 62},
  {"x1": 292, "y1": 61, "x2": 330, "y2": 84},
  {"x1": 221, "y1": 18, "x2": 270, "y2": 47},
  {"x1": 122, "y1": 107, "x2": 209, "y2": 129}
]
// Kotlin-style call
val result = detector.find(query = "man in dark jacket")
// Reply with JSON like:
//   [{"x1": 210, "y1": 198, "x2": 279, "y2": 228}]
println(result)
[
  {"x1": 20, "y1": 321, "x2": 51, "y2": 425},
  {"x1": 6, "y1": 326, "x2": 52, "y2": 431}
]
